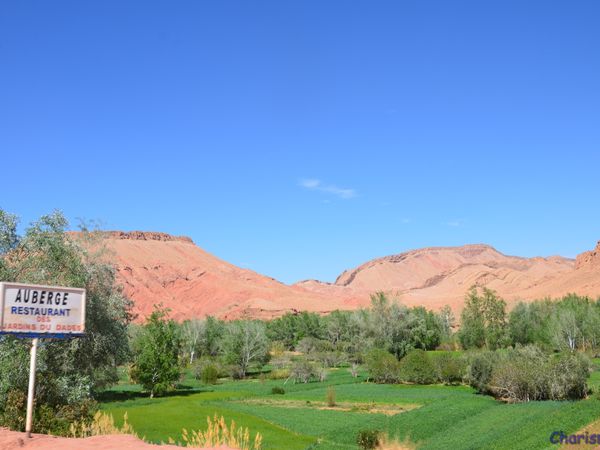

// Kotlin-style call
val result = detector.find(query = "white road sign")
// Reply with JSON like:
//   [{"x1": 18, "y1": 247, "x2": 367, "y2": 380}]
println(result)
[{"x1": 0, "y1": 282, "x2": 86, "y2": 336}]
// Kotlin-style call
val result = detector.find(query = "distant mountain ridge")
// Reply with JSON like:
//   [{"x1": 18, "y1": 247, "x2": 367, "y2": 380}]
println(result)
[{"x1": 89, "y1": 231, "x2": 600, "y2": 320}]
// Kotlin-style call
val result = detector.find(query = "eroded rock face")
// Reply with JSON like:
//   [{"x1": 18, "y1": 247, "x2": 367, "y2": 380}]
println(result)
[
  {"x1": 89, "y1": 231, "x2": 358, "y2": 321},
  {"x1": 81, "y1": 231, "x2": 600, "y2": 321},
  {"x1": 101, "y1": 231, "x2": 194, "y2": 243},
  {"x1": 575, "y1": 241, "x2": 600, "y2": 270}
]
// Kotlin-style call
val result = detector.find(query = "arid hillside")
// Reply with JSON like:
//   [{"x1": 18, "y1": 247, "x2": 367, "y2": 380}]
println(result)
[
  {"x1": 97, "y1": 232, "x2": 360, "y2": 321},
  {"x1": 95, "y1": 232, "x2": 600, "y2": 320},
  {"x1": 298, "y1": 243, "x2": 600, "y2": 311}
]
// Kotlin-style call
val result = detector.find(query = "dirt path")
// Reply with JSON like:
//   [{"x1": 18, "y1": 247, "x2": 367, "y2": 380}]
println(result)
[{"x1": 0, "y1": 428, "x2": 234, "y2": 450}]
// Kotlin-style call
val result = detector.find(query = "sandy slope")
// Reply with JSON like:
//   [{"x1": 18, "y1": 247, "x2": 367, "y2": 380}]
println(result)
[
  {"x1": 93, "y1": 232, "x2": 600, "y2": 319},
  {"x1": 0, "y1": 428, "x2": 233, "y2": 450},
  {"x1": 99, "y1": 232, "x2": 359, "y2": 321},
  {"x1": 300, "y1": 242, "x2": 600, "y2": 311}
]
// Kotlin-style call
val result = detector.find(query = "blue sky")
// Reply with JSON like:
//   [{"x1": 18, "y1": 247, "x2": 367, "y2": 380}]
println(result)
[{"x1": 1, "y1": 1, "x2": 599, "y2": 284}]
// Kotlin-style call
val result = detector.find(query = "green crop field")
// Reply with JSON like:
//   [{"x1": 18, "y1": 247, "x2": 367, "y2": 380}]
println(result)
[{"x1": 99, "y1": 361, "x2": 600, "y2": 450}]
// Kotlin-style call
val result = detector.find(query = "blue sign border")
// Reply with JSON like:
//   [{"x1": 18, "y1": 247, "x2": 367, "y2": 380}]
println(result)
[{"x1": 0, "y1": 331, "x2": 85, "y2": 339}]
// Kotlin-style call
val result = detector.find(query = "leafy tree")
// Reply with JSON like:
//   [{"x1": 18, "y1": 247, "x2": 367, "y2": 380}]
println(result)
[
  {"x1": 458, "y1": 288, "x2": 486, "y2": 349},
  {"x1": 200, "y1": 316, "x2": 225, "y2": 357},
  {"x1": 482, "y1": 288, "x2": 509, "y2": 349},
  {"x1": 181, "y1": 319, "x2": 204, "y2": 364},
  {"x1": 0, "y1": 210, "x2": 132, "y2": 432},
  {"x1": 508, "y1": 302, "x2": 535, "y2": 346},
  {"x1": 459, "y1": 287, "x2": 508, "y2": 350},
  {"x1": 221, "y1": 320, "x2": 269, "y2": 378},
  {"x1": 438, "y1": 305, "x2": 455, "y2": 339},
  {"x1": 266, "y1": 312, "x2": 325, "y2": 350},
  {"x1": 324, "y1": 310, "x2": 352, "y2": 346},
  {"x1": 130, "y1": 306, "x2": 182, "y2": 398}
]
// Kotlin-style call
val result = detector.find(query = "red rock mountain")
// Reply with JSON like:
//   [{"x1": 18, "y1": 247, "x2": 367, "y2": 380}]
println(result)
[
  {"x1": 96, "y1": 232, "x2": 600, "y2": 320},
  {"x1": 298, "y1": 244, "x2": 600, "y2": 311},
  {"x1": 98, "y1": 232, "x2": 359, "y2": 321}
]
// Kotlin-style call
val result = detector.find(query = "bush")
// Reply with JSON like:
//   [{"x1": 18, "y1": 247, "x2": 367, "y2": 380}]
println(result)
[
  {"x1": 365, "y1": 349, "x2": 400, "y2": 384},
  {"x1": 399, "y1": 349, "x2": 436, "y2": 384},
  {"x1": 269, "y1": 368, "x2": 290, "y2": 380},
  {"x1": 490, "y1": 346, "x2": 548, "y2": 402},
  {"x1": 193, "y1": 358, "x2": 226, "y2": 384},
  {"x1": 1, "y1": 390, "x2": 26, "y2": 431},
  {"x1": 271, "y1": 387, "x2": 285, "y2": 395},
  {"x1": 289, "y1": 358, "x2": 318, "y2": 383},
  {"x1": 466, "y1": 351, "x2": 496, "y2": 394},
  {"x1": 357, "y1": 429, "x2": 380, "y2": 449},
  {"x1": 433, "y1": 353, "x2": 466, "y2": 385},
  {"x1": 548, "y1": 352, "x2": 591, "y2": 400},
  {"x1": 326, "y1": 386, "x2": 336, "y2": 407},
  {"x1": 200, "y1": 364, "x2": 220, "y2": 385},
  {"x1": 316, "y1": 351, "x2": 346, "y2": 368},
  {"x1": 467, "y1": 346, "x2": 592, "y2": 402}
]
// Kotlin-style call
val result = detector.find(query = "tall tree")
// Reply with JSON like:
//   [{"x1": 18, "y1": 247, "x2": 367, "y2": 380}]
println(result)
[
  {"x1": 221, "y1": 320, "x2": 269, "y2": 378},
  {"x1": 459, "y1": 287, "x2": 508, "y2": 350},
  {"x1": 130, "y1": 306, "x2": 182, "y2": 398},
  {"x1": 181, "y1": 319, "x2": 204, "y2": 364}
]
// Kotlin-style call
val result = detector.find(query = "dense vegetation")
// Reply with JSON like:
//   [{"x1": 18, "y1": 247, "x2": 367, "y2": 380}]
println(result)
[
  {"x1": 0, "y1": 210, "x2": 132, "y2": 434},
  {"x1": 2, "y1": 208, "x2": 600, "y2": 448},
  {"x1": 99, "y1": 362, "x2": 600, "y2": 450}
]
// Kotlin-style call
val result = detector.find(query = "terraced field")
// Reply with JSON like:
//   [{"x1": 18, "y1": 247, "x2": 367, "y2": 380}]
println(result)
[{"x1": 100, "y1": 363, "x2": 600, "y2": 450}]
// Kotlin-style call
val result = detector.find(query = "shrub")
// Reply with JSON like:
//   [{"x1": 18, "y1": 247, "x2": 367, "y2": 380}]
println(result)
[
  {"x1": 200, "y1": 364, "x2": 220, "y2": 385},
  {"x1": 357, "y1": 429, "x2": 380, "y2": 450},
  {"x1": 316, "y1": 351, "x2": 346, "y2": 368},
  {"x1": 467, "y1": 346, "x2": 591, "y2": 402},
  {"x1": 1, "y1": 390, "x2": 26, "y2": 431},
  {"x1": 399, "y1": 349, "x2": 436, "y2": 384},
  {"x1": 271, "y1": 387, "x2": 285, "y2": 395},
  {"x1": 548, "y1": 352, "x2": 591, "y2": 400},
  {"x1": 269, "y1": 355, "x2": 291, "y2": 370},
  {"x1": 290, "y1": 358, "x2": 318, "y2": 383},
  {"x1": 466, "y1": 351, "x2": 496, "y2": 394},
  {"x1": 269, "y1": 368, "x2": 290, "y2": 380},
  {"x1": 326, "y1": 386, "x2": 336, "y2": 407},
  {"x1": 490, "y1": 346, "x2": 548, "y2": 402},
  {"x1": 433, "y1": 353, "x2": 466, "y2": 385},
  {"x1": 365, "y1": 349, "x2": 400, "y2": 384},
  {"x1": 317, "y1": 366, "x2": 328, "y2": 382}
]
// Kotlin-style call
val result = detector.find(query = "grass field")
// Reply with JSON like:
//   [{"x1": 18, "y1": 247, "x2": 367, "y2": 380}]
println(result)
[{"x1": 100, "y1": 361, "x2": 600, "y2": 450}]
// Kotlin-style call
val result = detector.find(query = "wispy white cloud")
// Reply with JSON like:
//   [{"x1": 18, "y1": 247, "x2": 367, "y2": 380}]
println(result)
[
  {"x1": 300, "y1": 178, "x2": 321, "y2": 189},
  {"x1": 299, "y1": 178, "x2": 357, "y2": 199},
  {"x1": 444, "y1": 219, "x2": 464, "y2": 227}
]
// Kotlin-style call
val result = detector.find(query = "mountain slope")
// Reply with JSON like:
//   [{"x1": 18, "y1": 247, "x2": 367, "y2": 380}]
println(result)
[
  {"x1": 297, "y1": 244, "x2": 598, "y2": 311},
  {"x1": 94, "y1": 232, "x2": 600, "y2": 320},
  {"x1": 98, "y1": 232, "x2": 358, "y2": 320}
]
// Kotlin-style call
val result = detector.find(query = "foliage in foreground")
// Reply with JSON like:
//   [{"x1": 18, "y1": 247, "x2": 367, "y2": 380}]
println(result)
[
  {"x1": 69, "y1": 411, "x2": 136, "y2": 438},
  {"x1": 179, "y1": 414, "x2": 262, "y2": 450},
  {"x1": 0, "y1": 210, "x2": 132, "y2": 433}
]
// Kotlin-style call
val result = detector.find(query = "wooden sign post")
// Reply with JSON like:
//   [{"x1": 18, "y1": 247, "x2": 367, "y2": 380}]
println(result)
[{"x1": 0, "y1": 282, "x2": 86, "y2": 437}]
